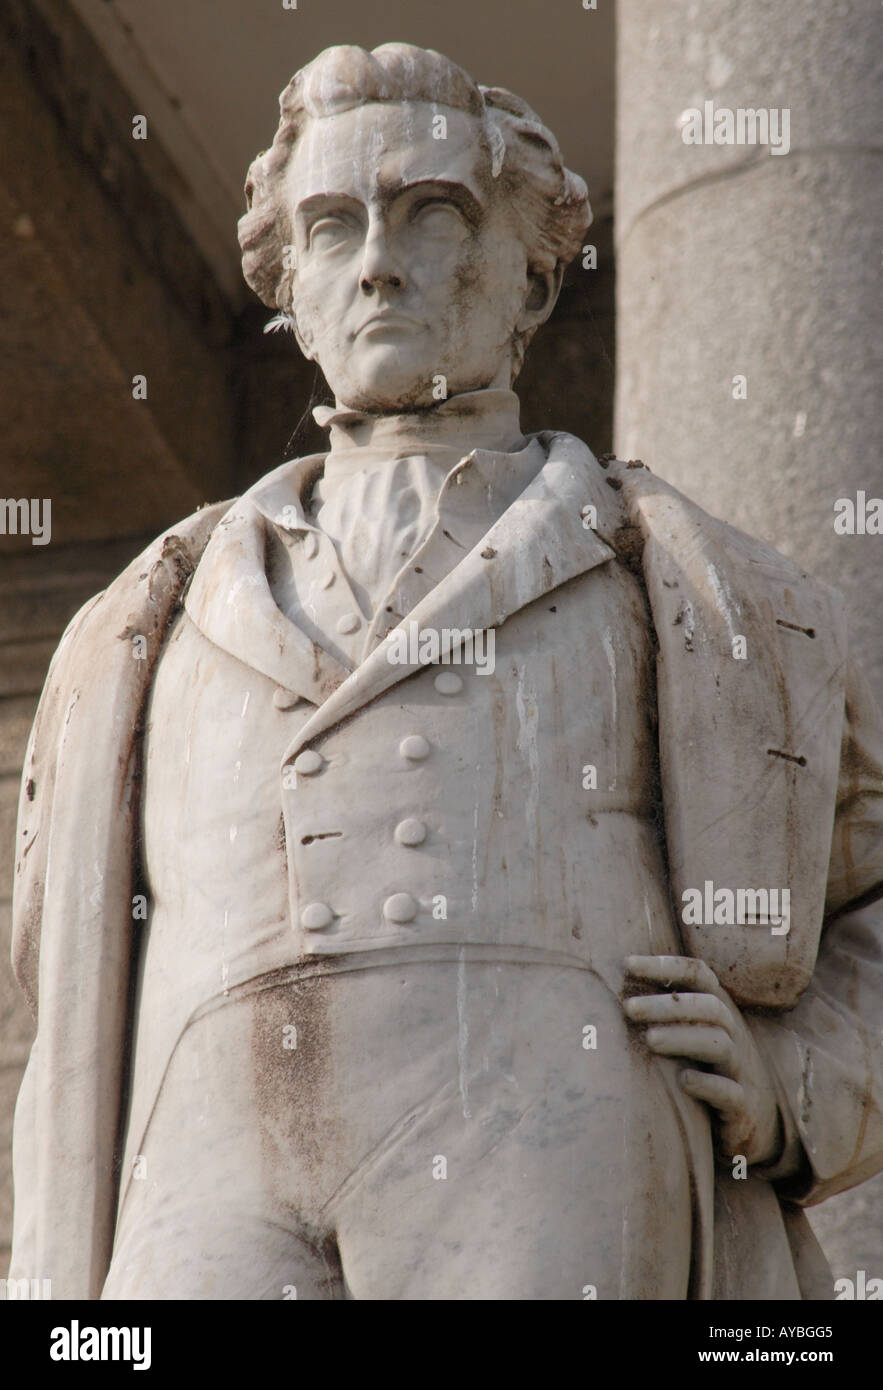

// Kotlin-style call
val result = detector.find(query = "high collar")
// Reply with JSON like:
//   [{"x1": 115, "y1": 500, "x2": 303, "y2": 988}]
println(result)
[{"x1": 312, "y1": 388, "x2": 525, "y2": 464}]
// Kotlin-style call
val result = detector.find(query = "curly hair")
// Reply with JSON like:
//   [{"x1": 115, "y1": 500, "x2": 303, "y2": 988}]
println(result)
[{"x1": 238, "y1": 43, "x2": 591, "y2": 376}]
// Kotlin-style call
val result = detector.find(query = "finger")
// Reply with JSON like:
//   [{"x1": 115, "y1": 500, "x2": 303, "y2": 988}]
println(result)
[
  {"x1": 623, "y1": 955, "x2": 722, "y2": 997},
  {"x1": 643, "y1": 1025, "x2": 736, "y2": 1071},
  {"x1": 678, "y1": 1070, "x2": 745, "y2": 1116},
  {"x1": 623, "y1": 992, "x2": 733, "y2": 1030}
]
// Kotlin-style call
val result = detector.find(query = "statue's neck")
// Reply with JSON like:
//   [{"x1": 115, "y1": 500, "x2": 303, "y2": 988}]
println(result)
[{"x1": 313, "y1": 387, "x2": 526, "y2": 461}]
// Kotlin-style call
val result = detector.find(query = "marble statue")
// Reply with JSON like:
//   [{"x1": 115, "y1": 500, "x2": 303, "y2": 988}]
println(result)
[{"x1": 9, "y1": 43, "x2": 883, "y2": 1300}]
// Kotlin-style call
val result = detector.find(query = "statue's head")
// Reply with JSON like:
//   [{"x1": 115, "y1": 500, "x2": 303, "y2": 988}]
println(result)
[{"x1": 239, "y1": 43, "x2": 590, "y2": 412}]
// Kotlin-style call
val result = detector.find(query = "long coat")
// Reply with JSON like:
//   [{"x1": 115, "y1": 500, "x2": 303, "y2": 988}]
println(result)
[{"x1": 9, "y1": 433, "x2": 883, "y2": 1299}]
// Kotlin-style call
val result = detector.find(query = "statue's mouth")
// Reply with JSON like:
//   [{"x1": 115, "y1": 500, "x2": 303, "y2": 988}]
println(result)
[{"x1": 356, "y1": 313, "x2": 424, "y2": 337}]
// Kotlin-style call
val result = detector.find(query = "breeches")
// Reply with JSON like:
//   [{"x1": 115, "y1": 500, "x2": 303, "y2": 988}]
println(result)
[{"x1": 102, "y1": 957, "x2": 693, "y2": 1300}]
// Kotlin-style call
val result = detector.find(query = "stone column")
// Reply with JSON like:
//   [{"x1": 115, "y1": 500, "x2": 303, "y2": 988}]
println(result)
[
  {"x1": 614, "y1": 0, "x2": 883, "y2": 1282},
  {"x1": 615, "y1": 0, "x2": 883, "y2": 693}
]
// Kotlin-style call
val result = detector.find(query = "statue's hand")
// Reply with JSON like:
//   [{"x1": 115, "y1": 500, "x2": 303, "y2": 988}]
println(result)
[{"x1": 622, "y1": 954, "x2": 781, "y2": 1166}]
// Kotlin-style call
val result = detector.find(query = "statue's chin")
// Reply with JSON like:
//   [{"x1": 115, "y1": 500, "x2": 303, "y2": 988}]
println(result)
[{"x1": 324, "y1": 338, "x2": 512, "y2": 414}]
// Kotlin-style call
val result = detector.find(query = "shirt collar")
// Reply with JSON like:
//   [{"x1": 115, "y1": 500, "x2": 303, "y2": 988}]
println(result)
[{"x1": 249, "y1": 388, "x2": 534, "y2": 538}]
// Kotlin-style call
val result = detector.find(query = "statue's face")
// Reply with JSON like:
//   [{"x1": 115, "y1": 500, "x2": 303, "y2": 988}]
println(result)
[{"x1": 285, "y1": 103, "x2": 544, "y2": 411}]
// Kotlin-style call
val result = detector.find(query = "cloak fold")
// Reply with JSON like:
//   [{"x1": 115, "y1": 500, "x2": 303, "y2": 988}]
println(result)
[{"x1": 10, "y1": 505, "x2": 229, "y2": 1298}]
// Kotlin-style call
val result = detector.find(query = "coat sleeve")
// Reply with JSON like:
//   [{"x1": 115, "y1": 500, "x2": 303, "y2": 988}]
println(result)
[{"x1": 748, "y1": 655, "x2": 883, "y2": 1203}]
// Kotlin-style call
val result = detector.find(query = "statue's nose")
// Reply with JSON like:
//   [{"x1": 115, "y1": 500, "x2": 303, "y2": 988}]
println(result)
[{"x1": 359, "y1": 229, "x2": 405, "y2": 293}]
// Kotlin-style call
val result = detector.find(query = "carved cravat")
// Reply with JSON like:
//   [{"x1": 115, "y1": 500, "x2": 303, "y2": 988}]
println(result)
[{"x1": 275, "y1": 388, "x2": 542, "y2": 635}]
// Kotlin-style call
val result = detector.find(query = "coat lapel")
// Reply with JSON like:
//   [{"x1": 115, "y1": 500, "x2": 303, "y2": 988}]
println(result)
[
  {"x1": 184, "y1": 472, "x2": 350, "y2": 705},
  {"x1": 282, "y1": 431, "x2": 619, "y2": 762}
]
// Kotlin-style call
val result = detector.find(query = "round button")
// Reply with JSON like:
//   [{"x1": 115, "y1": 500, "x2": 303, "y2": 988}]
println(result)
[
  {"x1": 320, "y1": 571, "x2": 335, "y2": 590},
  {"x1": 337, "y1": 613, "x2": 361, "y2": 635},
  {"x1": 273, "y1": 687, "x2": 301, "y2": 710},
  {"x1": 395, "y1": 818, "x2": 427, "y2": 847},
  {"x1": 399, "y1": 734, "x2": 431, "y2": 761},
  {"x1": 293, "y1": 749, "x2": 324, "y2": 776},
  {"x1": 434, "y1": 671, "x2": 463, "y2": 695},
  {"x1": 301, "y1": 902, "x2": 334, "y2": 931},
  {"x1": 383, "y1": 892, "x2": 418, "y2": 924}
]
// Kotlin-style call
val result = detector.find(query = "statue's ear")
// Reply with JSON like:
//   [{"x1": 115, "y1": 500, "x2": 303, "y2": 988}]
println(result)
[{"x1": 516, "y1": 263, "x2": 564, "y2": 335}]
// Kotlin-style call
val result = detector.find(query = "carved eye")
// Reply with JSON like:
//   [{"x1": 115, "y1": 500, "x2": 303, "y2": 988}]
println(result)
[
  {"x1": 411, "y1": 200, "x2": 465, "y2": 231},
  {"x1": 308, "y1": 216, "x2": 354, "y2": 251}
]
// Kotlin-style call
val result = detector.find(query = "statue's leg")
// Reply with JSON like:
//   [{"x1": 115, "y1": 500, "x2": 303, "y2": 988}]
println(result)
[
  {"x1": 102, "y1": 1211, "x2": 342, "y2": 1301},
  {"x1": 102, "y1": 992, "x2": 344, "y2": 1300},
  {"x1": 106, "y1": 958, "x2": 693, "y2": 1300},
  {"x1": 309, "y1": 958, "x2": 693, "y2": 1300}
]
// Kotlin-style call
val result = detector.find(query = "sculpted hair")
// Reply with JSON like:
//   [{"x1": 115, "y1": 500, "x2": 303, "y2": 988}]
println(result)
[{"x1": 238, "y1": 43, "x2": 591, "y2": 372}]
